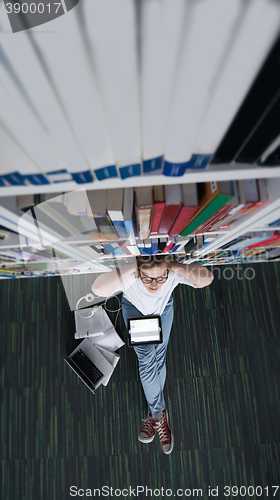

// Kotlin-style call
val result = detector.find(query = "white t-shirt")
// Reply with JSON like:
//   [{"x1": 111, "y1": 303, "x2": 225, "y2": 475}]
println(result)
[{"x1": 112, "y1": 270, "x2": 197, "y2": 316}]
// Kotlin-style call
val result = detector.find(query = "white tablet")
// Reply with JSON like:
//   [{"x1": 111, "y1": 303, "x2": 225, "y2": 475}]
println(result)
[{"x1": 127, "y1": 315, "x2": 162, "y2": 346}]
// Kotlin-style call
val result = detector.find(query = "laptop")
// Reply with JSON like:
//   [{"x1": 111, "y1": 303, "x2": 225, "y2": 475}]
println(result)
[
  {"x1": 64, "y1": 339, "x2": 114, "y2": 394},
  {"x1": 127, "y1": 315, "x2": 163, "y2": 347}
]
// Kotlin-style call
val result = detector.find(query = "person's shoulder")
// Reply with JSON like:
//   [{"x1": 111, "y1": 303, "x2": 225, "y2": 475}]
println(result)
[
  {"x1": 122, "y1": 271, "x2": 138, "y2": 288},
  {"x1": 170, "y1": 269, "x2": 197, "y2": 288}
]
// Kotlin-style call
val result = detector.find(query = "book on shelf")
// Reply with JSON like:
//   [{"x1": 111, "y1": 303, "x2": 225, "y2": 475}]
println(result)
[
  {"x1": 73, "y1": 245, "x2": 101, "y2": 260},
  {"x1": 162, "y1": 238, "x2": 175, "y2": 254},
  {"x1": 87, "y1": 190, "x2": 119, "y2": 241},
  {"x1": 106, "y1": 188, "x2": 128, "y2": 239},
  {"x1": 34, "y1": 205, "x2": 75, "y2": 240},
  {"x1": 217, "y1": 235, "x2": 253, "y2": 251},
  {"x1": 39, "y1": 192, "x2": 64, "y2": 203},
  {"x1": 83, "y1": 0, "x2": 141, "y2": 181},
  {"x1": 184, "y1": 237, "x2": 199, "y2": 255},
  {"x1": 268, "y1": 217, "x2": 280, "y2": 227},
  {"x1": 100, "y1": 242, "x2": 126, "y2": 256},
  {"x1": 208, "y1": 181, "x2": 248, "y2": 231},
  {"x1": 64, "y1": 190, "x2": 88, "y2": 216},
  {"x1": 0, "y1": 66, "x2": 60, "y2": 186},
  {"x1": 218, "y1": 179, "x2": 268, "y2": 228},
  {"x1": 89, "y1": 244, "x2": 106, "y2": 255},
  {"x1": 158, "y1": 184, "x2": 182, "y2": 235},
  {"x1": 191, "y1": 181, "x2": 237, "y2": 234},
  {"x1": 162, "y1": 0, "x2": 245, "y2": 174},
  {"x1": 27, "y1": 7, "x2": 118, "y2": 183},
  {"x1": 263, "y1": 246, "x2": 280, "y2": 260},
  {"x1": 144, "y1": 239, "x2": 153, "y2": 255},
  {"x1": 0, "y1": 197, "x2": 67, "y2": 249},
  {"x1": 117, "y1": 241, "x2": 132, "y2": 256},
  {"x1": 192, "y1": 235, "x2": 217, "y2": 255},
  {"x1": 170, "y1": 235, "x2": 190, "y2": 254},
  {"x1": 224, "y1": 232, "x2": 272, "y2": 251},
  {"x1": 35, "y1": 200, "x2": 98, "y2": 244},
  {"x1": 157, "y1": 237, "x2": 167, "y2": 254},
  {"x1": 151, "y1": 239, "x2": 158, "y2": 254},
  {"x1": 135, "y1": 186, "x2": 154, "y2": 240},
  {"x1": 136, "y1": 239, "x2": 146, "y2": 255},
  {"x1": 150, "y1": 186, "x2": 165, "y2": 236},
  {"x1": 0, "y1": 118, "x2": 50, "y2": 187},
  {"x1": 42, "y1": 198, "x2": 99, "y2": 238},
  {"x1": 180, "y1": 182, "x2": 233, "y2": 236},
  {"x1": 168, "y1": 183, "x2": 198, "y2": 237},
  {"x1": 243, "y1": 230, "x2": 280, "y2": 249},
  {"x1": 123, "y1": 187, "x2": 137, "y2": 245},
  {"x1": 17, "y1": 194, "x2": 37, "y2": 210},
  {"x1": 180, "y1": 182, "x2": 218, "y2": 233},
  {"x1": 123, "y1": 240, "x2": 140, "y2": 256}
]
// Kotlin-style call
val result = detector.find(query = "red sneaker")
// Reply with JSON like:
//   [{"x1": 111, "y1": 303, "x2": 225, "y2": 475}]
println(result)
[
  {"x1": 154, "y1": 409, "x2": 174, "y2": 454},
  {"x1": 138, "y1": 412, "x2": 156, "y2": 443}
]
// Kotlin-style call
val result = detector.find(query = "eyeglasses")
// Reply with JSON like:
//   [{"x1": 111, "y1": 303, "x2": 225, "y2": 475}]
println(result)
[{"x1": 139, "y1": 270, "x2": 169, "y2": 285}]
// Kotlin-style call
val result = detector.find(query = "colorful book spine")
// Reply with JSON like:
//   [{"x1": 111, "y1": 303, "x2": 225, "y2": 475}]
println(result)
[
  {"x1": 163, "y1": 161, "x2": 188, "y2": 177},
  {"x1": 143, "y1": 157, "x2": 163, "y2": 174},
  {"x1": 181, "y1": 193, "x2": 233, "y2": 236},
  {"x1": 168, "y1": 206, "x2": 198, "y2": 237},
  {"x1": 150, "y1": 201, "x2": 165, "y2": 235},
  {"x1": 243, "y1": 231, "x2": 280, "y2": 249},
  {"x1": 151, "y1": 239, "x2": 158, "y2": 254}
]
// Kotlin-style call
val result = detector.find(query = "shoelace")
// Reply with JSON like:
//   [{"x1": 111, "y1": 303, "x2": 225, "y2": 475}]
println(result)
[
  {"x1": 155, "y1": 418, "x2": 170, "y2": 442},
  {"x1": 141, "y1": 414, "x2": 155, "y2": 434}
]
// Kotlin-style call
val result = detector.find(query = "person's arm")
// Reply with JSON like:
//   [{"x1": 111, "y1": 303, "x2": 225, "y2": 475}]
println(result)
[
  {"x1": 171, "y1": 262, "x2": 214, "y2": 288},
  {"x1": 92, "y1": 261, "x2": 137, "y2": 297}
]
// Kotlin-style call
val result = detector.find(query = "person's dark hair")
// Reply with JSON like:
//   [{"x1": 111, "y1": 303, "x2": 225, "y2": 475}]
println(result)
[{"x1": 136, "y1": 255, "x2": 173, "y2": 277}]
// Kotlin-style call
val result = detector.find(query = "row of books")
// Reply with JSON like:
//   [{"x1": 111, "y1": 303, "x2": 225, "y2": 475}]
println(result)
[
  {"x1": 9, "y1": 180, "x2": 265, "y2": 246},
  {"x1": 134, "y1": 179, "x2": 267, "y2": 239},
  {"x1": 197, "y1": 245, "x2": 280, "y2": 265},
  {"x1": 1, "y1": 0, "x2": 280, "y2": 189},
  {"x1": 0, "y1": 178, "x2": 269, "y2": 249},
  {"x1": 1, "y1": 226, "x2": 280, "y2": 278},
  {"x1": 88, "y1": 179, "x2": 267, "y2": 240},
  {"x1": 194, "y1": 230, "x2": 280, "y2": 264},
  {"x1": 92, "y1": 229, "x2": 280, "y2": 261},
  {"x1": 192, "y1": 179, "x2": 268, "y2": 234}
]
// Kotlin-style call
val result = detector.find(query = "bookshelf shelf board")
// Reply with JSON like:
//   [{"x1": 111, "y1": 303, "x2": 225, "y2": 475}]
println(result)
[
  {"x1": 193, "y1": 230, "x2": 228, "y2": 235},
  {"x1": 1, "y1": 164, "x2": 280, "y2": 197},
  {"x1": 255, "y1": 226, "x2": 280, "y2": 231}
]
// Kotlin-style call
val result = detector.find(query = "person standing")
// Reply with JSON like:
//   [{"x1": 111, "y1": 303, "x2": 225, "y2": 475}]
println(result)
[{"x1": 92, "y1": 255, "x2": 214, "y2": 454}]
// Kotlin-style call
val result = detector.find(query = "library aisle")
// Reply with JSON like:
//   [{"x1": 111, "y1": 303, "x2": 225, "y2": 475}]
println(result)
[{"x1": 1, "y1": 262, "x2": 279, "y2": 499}]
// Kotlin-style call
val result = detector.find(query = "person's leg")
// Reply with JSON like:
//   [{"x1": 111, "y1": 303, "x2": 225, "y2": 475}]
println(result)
[
  {"x1": 154, "y1": 296, "x2": 174, "y2": 393},
  {"x1": 121, "y1": 296, "x2": 174, "y2": 453},
  {"x1": 121, "y1": 297, "x2": 164, "y2": 417},
  {"x1": 121, "y1": 296, "x2": 174, "y2": 419}
]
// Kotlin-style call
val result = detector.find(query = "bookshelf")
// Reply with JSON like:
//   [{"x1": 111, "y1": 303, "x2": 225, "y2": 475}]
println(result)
[{"x1": 2, "y1": 1, "x2": 280, "y2": 275}]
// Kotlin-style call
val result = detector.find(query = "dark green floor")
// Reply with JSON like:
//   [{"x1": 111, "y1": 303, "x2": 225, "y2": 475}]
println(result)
[{"x1": 1, "y1": 263, "x2": 280, "y2": 499}]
